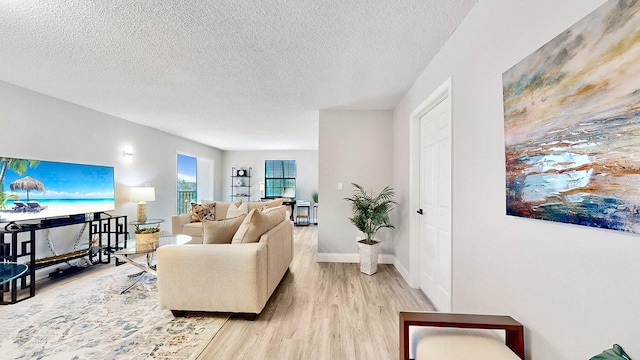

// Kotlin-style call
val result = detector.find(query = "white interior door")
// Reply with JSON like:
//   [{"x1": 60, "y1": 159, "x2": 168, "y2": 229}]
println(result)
[{"x1": 418, "y1": 97, "x2": 452, "y2": 312}]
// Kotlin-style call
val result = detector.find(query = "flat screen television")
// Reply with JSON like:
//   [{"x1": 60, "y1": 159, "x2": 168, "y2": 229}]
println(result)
[{"x1": 0, "y1": 157, "x2": 115, "y2": 224}]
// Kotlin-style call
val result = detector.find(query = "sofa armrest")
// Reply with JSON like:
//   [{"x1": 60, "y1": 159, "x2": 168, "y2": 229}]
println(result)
[
  {"x1": 258, "y1": 219, "x2": 293, "y2": 295},
  {"x1": 157, "y1": 243, "x2": 268, "y2": 314},
  {"x1": 171, "y1": 213, "x2": 191, "y2": 235},
  {"x1": 399, "y1": 311, "x2": 525, "y2": 360}
]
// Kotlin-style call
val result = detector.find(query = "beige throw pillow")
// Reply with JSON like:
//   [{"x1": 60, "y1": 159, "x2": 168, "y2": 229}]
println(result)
[
  {"x1": 262, "y1": 205, "x2": 286, "y2": 217},
  {"x1": 232, "y1": 206, "x2": 287, "y2": 244},
  {"x1": 247, "y1": 201, "x2": 267, "y2": 212},
  {"x1": 202, "y1": 215, "x2": 247, "y2": 244},
  {"x1": 226, "y1": 201, "x2": 248, "y2": 218},
  {"x1": 263, "y1": 198, "x2": 285, "y2": 209}
]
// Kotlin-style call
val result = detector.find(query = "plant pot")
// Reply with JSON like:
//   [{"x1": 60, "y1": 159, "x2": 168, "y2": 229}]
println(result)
[
  {"x1": 357, "y1": 240, "x2": 380, "y2": 275},
  {"x1": 135, "y1": 233, "x2": 159, "y2": 251}
]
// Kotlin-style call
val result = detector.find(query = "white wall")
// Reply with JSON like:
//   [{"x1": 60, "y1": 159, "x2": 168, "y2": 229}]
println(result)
[
  {"x1": 221, "y1": 150, "x2": 318, "y2": 204},
  {"x1": 0, "y1": 81, "x2": 223, "y2": 261},
  {"x1": 318, "y1": 110, "x2": 394, "y2": 261},
  {"x1": 393, "y1": 0, "x2": 639, "y2": 358}
]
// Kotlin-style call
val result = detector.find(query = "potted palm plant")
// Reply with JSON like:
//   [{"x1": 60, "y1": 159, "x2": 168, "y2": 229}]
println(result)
[{"x1": 344, "y1": 183, "x2": 397, "y2": 275}]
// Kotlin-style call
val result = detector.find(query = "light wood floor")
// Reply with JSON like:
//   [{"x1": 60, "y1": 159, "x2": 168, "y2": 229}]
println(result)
[
  {"x1": 201, "y1": 225, "x2": 434, "y2": 360},
  {"x1": 28, "y1": 226, "x2": 433, "y2": 359}
]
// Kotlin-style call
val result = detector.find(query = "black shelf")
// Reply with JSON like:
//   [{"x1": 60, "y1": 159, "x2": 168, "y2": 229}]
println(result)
[{"x1": 231, "y1": 167, "x2": 252, "y2": 201}]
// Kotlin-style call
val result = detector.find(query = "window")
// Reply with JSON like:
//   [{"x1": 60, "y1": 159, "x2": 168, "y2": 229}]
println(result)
[
  {"x1": 177, "y1": 154, "x2": 214, "y2": 214},
  {"x1": 265, "y1": 160, "x2": 296, "y2": 198},
  {"x1": 177, "y1": 154, "x2": 197, "y2": 214}
]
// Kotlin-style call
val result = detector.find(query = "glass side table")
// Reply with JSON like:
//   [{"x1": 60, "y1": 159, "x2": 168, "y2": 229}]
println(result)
[
  {"x1": 128, "y1": 218, "x2": 165, "y2": 231},
  {"x1": 0, "y1": 262, "x2": 28, "y2": 286},
  {"x1": 114, "y1": 234, "x2": 191, "y2": 294}
]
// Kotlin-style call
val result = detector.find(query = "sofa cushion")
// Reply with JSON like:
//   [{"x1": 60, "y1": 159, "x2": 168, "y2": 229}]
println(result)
[
  {"x1": 182, "y1": 222, "x2": 206, "y2": 238},
  {"x1": 212, "y1": 200, "x2": 243, "y2": 220},
  {"x1": 232, "y1": 207, "x2": 287, "y2": 244},
  {"x1": 202, "y1": 215, "x2": 247, "y2": 244},
  {"x1": 226, "y1": 201, "x2": 249, "y2": 218},
  {"x1": 190, "y1": 202, "x2": 215, "y2": 223}
]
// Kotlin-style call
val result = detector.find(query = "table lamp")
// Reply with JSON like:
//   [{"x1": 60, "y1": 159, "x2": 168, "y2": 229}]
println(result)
[
  {"x1": 282, "y1": 187, "x2": 295, "y2": 199},
  {"x1": 130, "y1": 187, "x2": 155, "y2": 222}
]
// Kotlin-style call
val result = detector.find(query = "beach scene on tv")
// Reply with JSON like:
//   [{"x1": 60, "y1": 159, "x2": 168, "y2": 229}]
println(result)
[{"x1": 0, "y1": 157, "x2": 115, "y2": 224}]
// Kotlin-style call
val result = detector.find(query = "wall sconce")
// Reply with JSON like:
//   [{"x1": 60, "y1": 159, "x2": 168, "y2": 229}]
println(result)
[{"x1": 123, "y1": 146, "x2": 134, "y2": 162}]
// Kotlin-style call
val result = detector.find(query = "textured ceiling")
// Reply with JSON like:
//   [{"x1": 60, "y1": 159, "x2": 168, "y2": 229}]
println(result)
[{"x1": 0, "y1": 0, "x2": 476, "y2": 151}]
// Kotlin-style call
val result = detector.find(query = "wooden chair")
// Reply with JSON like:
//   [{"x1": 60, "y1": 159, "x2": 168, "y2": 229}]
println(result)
[{"x1": 399, "y1": 311, "x2": 525, "y2": 360}]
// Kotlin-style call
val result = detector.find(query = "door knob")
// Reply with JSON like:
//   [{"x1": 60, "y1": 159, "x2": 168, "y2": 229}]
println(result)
[{"x1": 417, "y1": 209, "x2": 423, "y2": 215}]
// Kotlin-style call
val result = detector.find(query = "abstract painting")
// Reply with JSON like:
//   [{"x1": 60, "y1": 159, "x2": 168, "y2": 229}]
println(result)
[{"x1": 503, "y1": 0, "x2": 640, "y2": 233}]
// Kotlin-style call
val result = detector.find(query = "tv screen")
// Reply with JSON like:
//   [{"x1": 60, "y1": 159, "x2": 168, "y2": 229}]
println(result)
[{"x1": 0, "y1": 157, "x2": 115, "y2": 224}]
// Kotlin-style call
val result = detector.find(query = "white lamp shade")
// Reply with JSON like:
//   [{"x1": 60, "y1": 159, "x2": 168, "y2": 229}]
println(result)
[{"x1": 129, "y1": 187, "x2": 155, "y2": 202}]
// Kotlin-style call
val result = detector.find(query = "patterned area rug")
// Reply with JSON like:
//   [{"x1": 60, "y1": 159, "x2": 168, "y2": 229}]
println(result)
[{"x1": 0, "y1": 263, "x2": 229, "y2": 359}]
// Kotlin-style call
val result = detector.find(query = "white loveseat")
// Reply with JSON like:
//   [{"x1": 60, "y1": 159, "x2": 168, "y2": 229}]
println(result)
[{"x1": 158, "y1": 205, "x2": 293, "y2": 316}]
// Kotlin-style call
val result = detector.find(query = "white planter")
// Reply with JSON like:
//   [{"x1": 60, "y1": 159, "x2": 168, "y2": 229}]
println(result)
[{"x1": 357, "y1": 240, "x2": 380, "y2": 275}]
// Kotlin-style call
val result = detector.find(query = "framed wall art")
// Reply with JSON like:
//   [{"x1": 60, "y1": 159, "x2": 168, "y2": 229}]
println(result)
[{"x1": 503, "y1": 0, "x2": 640, "y2": 233}]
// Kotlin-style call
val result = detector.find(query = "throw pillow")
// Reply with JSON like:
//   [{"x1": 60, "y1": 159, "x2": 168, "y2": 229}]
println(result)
[
  {"x1": 232, "y1": 206, "x2": 287, "y2": 244},
  {"x1": 262, "y1": 205, "x2": 286, "y2": 217},
  {"x1": 202, "y1": 215, "x2": 247, "y2": 244},
  {"x1": 226, "y1": 201, "x2": 248, "y2": 218},
  {"x1": 190, "y1": 202, "x2": 215, "y2": 223},
  {"x1": 263, "y1": 198, "x2": 285, "y2": 209},
  {"x1": 247, "y1": 201, "x2": 267, "y2": 212}
]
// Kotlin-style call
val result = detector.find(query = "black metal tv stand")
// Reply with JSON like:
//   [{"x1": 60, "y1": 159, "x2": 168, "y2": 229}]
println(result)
[{"x1": 0, "y1": 215, "x2": 127, "y2": 304}]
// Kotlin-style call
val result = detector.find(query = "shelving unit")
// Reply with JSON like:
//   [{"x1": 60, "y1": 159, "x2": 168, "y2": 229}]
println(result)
[{"x1": 231, "y1": 166, "x2": 252, "y2": 201}]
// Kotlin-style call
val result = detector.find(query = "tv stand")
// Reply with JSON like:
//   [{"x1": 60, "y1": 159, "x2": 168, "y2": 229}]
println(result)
[
  {"x1": 0, "y1": 215, "x2": 127, "y2": 304},
  {"x1": 3, "y1": 222, "x2": 21, "y2": 231}
]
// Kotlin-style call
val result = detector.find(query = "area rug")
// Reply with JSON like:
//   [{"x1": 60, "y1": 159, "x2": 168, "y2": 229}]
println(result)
[{"x1": 0, "y1": 263, "x2": 229, "y2": 360}]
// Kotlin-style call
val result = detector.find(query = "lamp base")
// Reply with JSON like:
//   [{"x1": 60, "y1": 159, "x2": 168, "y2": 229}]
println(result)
[{"x1": 137, "y1": 202, "x2": 148, "y2": 223}]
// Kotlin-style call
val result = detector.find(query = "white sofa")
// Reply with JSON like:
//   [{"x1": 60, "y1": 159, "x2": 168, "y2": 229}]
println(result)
[
  {"x1": 171, "y1": 200, "x2": 283, "y2": 243},
  {"x1": 158, "y1": 207, "x2": 293, "y2": 316}
]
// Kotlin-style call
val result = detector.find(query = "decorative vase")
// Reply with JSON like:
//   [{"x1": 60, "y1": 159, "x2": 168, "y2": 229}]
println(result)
[
  {"x1": 357, "y1": 240, "x2": 380, "y2": 275},
  {"x1": 135, "y1": 233, "x2": 159, "y2": 251}
]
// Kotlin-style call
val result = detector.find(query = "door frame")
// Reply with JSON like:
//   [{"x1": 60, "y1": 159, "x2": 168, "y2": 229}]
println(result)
[{"x1": 409, "y1": 77, "x2": 453, "y2": 297}]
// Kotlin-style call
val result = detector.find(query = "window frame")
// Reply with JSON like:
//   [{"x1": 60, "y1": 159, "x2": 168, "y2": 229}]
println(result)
[{"x1": 264, "y1": 160, "x2": 296, "y2": 199}]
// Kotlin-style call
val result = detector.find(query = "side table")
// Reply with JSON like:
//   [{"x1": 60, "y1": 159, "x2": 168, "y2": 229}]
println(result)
[
  {"x1": 114, "y1": 234, "x2": 191, "y2": 293},
  {"x1": 0, "y1": 262, "x2": 28, "y2": 286},
  {"x1": 128, "y1": 218, "x2": 165, "y2": 232},
  {"x1": 295, "y1": 201, "x2": 310, "y2": 226}
]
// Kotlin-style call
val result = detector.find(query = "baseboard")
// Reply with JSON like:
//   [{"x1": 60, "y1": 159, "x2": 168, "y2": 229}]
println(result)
[
  {"x1": 316, "y1": 253, "x2": 415, "y2": 288},
  {"x1": 393, "y1": 258, "x2": 413, "y2": 286},
  {"x1": 316, "y1": 253, "x2": 394, "y2": 264}
]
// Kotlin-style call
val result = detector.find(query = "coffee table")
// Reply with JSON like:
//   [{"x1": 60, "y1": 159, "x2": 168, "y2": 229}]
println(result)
[
  {"x1": 0, "y1": 262, "x2": 28, "y2": 286},
  {"x1": 114, "y1": 234, "x2": 192, "y2": 293}
]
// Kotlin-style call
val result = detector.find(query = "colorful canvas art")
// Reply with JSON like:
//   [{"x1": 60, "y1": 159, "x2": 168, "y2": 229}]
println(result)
[{"x1": 503, "y1": 0, "x2": 640, "y2": 233}]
